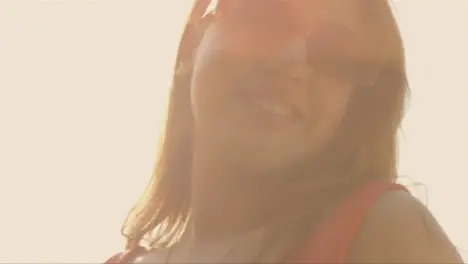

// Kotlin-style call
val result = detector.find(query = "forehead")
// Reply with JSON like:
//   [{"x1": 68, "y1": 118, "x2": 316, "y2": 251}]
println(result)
[
  {"x1": 212, "y1": 0, "x2": 367, "y2": 30},
  {"x1": 204, "y1": 0, "x2": 380, "y2": 60}
]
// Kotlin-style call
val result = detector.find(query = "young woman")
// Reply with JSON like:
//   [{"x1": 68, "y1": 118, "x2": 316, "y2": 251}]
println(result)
[{"x1": 106, "y1": 0, "x2": 463, "y2": 263}]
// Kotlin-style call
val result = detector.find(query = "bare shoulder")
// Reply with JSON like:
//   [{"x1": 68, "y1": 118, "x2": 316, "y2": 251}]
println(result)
[{"x1": 347, "y1": 189, "x2": 463, "y2": 263}]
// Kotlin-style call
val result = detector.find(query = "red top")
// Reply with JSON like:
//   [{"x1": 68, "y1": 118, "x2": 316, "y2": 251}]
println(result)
[{"x1": 105, "y1": 181, "x2": 407, "y2": 263}]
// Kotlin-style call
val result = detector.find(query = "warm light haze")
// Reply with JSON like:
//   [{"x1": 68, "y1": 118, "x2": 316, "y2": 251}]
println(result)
[{"x1": 0, "y1": 1, "x2": 466, "y2": 262}]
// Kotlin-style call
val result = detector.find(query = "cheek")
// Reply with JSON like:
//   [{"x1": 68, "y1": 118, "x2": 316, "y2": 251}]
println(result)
[
  {"x1": 313, "y1": 80, "x2": 352, "y2": 133},
  {"x1": 190, "y1": 24, "x2": 256, "y2": 125},
  {"x1": 190, "y1": 51, "x2": 214, "y2": 125},
  {"x1": 190, "y1": 28, "x2": 238, "y2": 126},
  {"x1": 190, "y1": 26, "x2": 220, "y2": 122}
]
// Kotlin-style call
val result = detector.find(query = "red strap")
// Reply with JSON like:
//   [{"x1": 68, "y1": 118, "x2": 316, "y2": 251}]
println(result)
[
  {"x1": 105, "y1": 182, "x2": 407, "y2": 264},
  {"x1": 295, "y1": 181, "x2": 408, "y2": 263}
]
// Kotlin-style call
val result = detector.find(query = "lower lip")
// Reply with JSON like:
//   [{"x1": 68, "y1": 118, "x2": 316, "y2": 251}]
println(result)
[{"x1": 239, "y1": 99, "x2": 300, "y2": 129}]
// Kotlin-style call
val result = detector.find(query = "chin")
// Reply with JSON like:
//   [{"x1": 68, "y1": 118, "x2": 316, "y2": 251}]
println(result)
[{"x1": 223, "y1": 138, "x2": 307, "y2": 172}]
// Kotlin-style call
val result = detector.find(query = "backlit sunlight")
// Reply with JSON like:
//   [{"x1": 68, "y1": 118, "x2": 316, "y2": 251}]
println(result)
[{"x1": 0, "y1": 1, "x2": 466, "y2": 262}]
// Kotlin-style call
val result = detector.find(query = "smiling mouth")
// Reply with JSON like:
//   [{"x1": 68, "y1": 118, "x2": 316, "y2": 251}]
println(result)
[
  {"x1": 232, "y1": 74, "x2": 306, "y2": 122},
  {"x1": 255, "y1": 99, "x2": 294, "y2": 116},
  {"x1": 238, "y1": 93, "x2": 303, "y2": 123}
]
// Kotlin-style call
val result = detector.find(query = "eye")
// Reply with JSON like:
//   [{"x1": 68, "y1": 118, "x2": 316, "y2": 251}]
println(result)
[
  {"x1": 307, "y1": 24, "x2": 381, "y2": 87},
  {"x1": 216, "y1": 0, "x2": 292, "y2": 31}
]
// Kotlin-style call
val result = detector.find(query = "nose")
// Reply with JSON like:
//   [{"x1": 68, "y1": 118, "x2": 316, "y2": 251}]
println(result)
[
  {"x1": 270, "y1": 37, "x2": 308, "y2": 65},
  {"x1": 264, "y1": 37, "x2": 310, "y2": 87}
]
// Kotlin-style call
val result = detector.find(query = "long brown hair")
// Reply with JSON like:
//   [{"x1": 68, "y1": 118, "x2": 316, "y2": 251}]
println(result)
[{"x1": 121, "y1": 0, "x2": 409, "y2": 258}]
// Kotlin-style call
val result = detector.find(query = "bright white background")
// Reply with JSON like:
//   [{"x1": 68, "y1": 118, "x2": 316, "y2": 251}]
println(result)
[{"x1": 0, "y1": 1, "x2": 466, "y2": 262}]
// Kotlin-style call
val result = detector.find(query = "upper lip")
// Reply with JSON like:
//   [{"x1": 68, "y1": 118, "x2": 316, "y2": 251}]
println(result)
[{"x1": 234, "y1": 77, "x2": 306, "y2": 118}]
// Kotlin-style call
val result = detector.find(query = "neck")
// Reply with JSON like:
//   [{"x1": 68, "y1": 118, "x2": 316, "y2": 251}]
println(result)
[
  {"x1": 187, "y1": 137, "x2": 344, "y2": 244},
  {"x1": 188, "y1": 143, "x2": 279, "y2": 243}
]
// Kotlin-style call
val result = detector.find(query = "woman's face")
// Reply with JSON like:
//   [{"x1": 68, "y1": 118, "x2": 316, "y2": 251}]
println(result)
[{"x1": 190, "y1": 0, "x2": 381, "y2": 173}]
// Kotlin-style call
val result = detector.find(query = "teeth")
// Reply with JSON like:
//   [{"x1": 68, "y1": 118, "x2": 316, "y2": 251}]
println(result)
[{"x1": 258, "y1": 100, "x2": 291, "y2": 116}]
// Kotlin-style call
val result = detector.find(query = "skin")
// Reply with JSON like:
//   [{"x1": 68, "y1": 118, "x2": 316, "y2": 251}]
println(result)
[
  {"x1": 348, "y1": 189, "x2": 463, "y2": 263},
  {"x1": 189, "y1": 0, "x2": 354, "y2": 241},
  {"x1": 131, "y1": 1, "x2": 463, "y2": 263}
]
